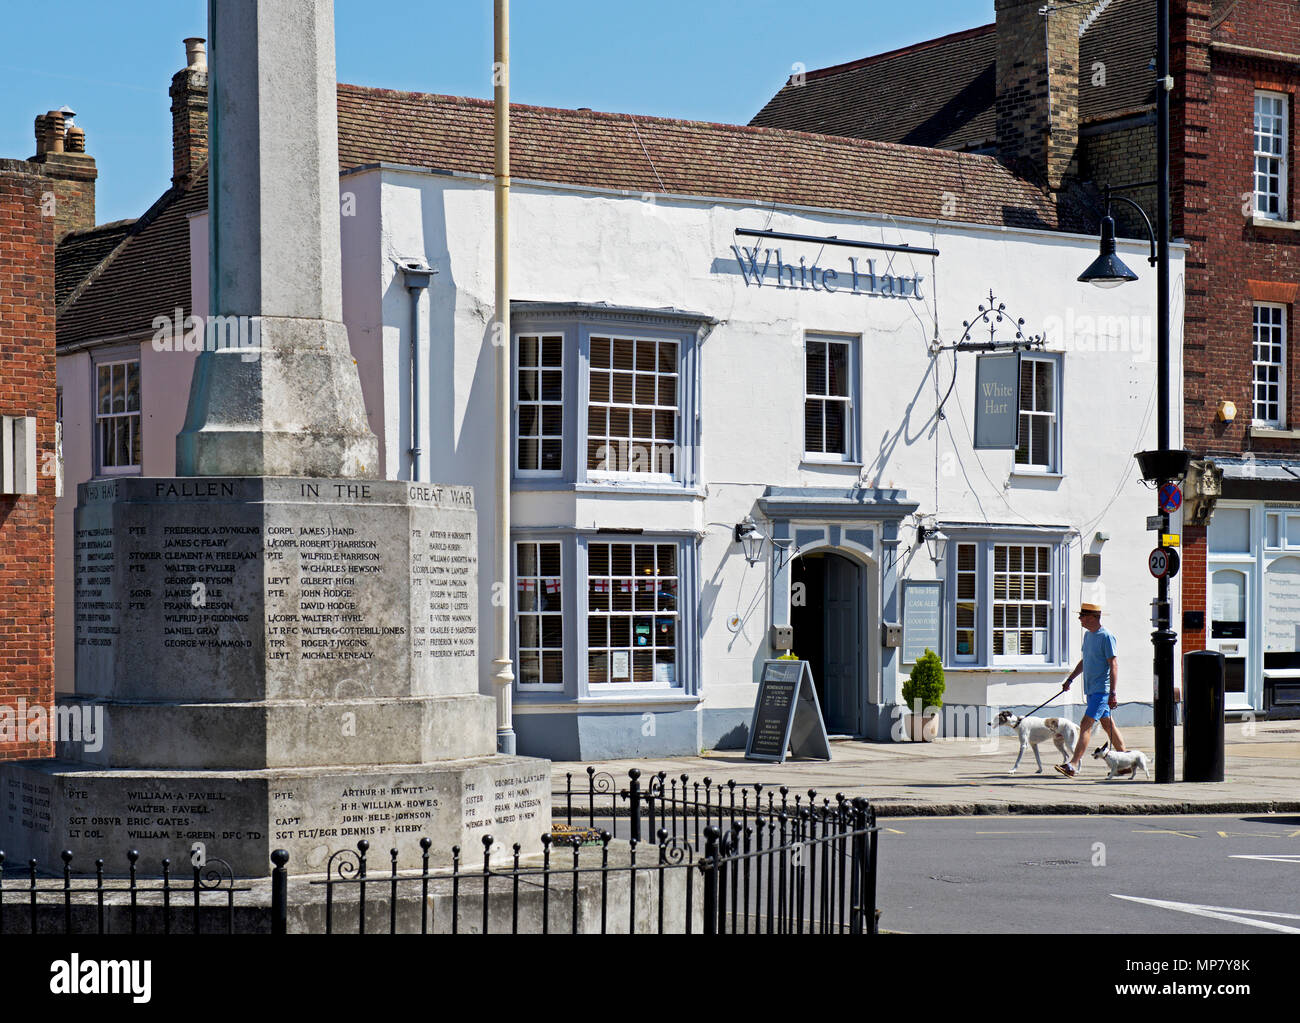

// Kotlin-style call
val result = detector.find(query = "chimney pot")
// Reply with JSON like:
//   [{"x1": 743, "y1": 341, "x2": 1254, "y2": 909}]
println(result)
[
  {"x1": 44, "y1": 110, "x2": 66, "y2": 154},
  {"x1": 184, "y1": 37, "x2": 207, "y2": 71}
]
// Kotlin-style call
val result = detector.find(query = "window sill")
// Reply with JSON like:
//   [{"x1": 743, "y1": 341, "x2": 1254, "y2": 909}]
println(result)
[
  {"x1": 514, "y1": 693, "x2": 703, "y2": 710},
  {"x1": 512, "y1": 480, "x2": 704, "y2": 497},
  {"x1": 1250, "y1": 424, "x2": 1300, "y2": 439},
  {"x1": 1008, "y1": 469, "x2": 1064, "y2": 480},
  {"x1": 1252, "y1": 216, "x2": 1300, "y2": 231},
  {"x1": 574, "y1": 482, "x2": 703, "y2": 497},
  {"x1": 943, "y1": 664, "x2": 1069, "y2": 673},
  {"x1": 800, "y1": 458, "x2": 863, "y2": 469}
]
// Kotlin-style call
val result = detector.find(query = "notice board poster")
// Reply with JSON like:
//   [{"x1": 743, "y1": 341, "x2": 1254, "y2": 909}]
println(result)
[{"x1": 902, "y1": 580, "x2": 943, "y2": 664}]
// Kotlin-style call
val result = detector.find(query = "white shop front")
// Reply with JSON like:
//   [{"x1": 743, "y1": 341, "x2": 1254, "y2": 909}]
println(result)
[{"x1": 315, "y1": 163, "x2": 1176, "y2": 761}]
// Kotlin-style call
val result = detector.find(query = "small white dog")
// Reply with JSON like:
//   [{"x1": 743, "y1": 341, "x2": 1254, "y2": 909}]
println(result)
[
  {"x1": 990, "y1": 710, "x2": 1081, "y2": 774},
  {"x1": 1092, "y1": 742, "x2": 1151, "y2": 781}
]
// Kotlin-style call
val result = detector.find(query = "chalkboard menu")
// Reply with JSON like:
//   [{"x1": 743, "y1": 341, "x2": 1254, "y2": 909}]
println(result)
[
  {"x1": 902, "y1": 580, "x2": 943, "y2": 663},
  {"x1": 745, "y1": 660, "x2": 831, "y2": 763}
]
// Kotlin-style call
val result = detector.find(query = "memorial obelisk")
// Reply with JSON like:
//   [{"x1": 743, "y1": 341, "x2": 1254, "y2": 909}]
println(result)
[
  {"x1": 175, "y1": 0, "x2": 377, "y2": 479},
  {"x1": 0, "y1": 0, "x2": 549, "y2": 877}
]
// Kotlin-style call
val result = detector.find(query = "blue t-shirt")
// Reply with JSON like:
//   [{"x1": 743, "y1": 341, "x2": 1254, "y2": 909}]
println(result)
[{"x1": 1082, "y1": 627, "x2": 1118, "y2": 694}]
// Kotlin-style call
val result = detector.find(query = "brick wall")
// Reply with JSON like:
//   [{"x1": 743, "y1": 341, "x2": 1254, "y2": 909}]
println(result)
[
  {"x1": 1080, "y1": 119, "x2": 1158, "y2": 238},
  {"x1": 0, "y1": 159, "x2": 56, "y2": 762},
  {"x1": 1174, "y1": 0, "x2": 1300, "y2": 655},
  {"x1": 1181, "y1": 8, "x2": 1300, "y2": 457},
  {"x1": 995, "y1": 0, "x2": 1084, "y2": 189}
]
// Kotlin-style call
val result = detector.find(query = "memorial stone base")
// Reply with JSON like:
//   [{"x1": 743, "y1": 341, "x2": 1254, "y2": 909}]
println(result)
[{"x1": 0, "y1": 478, "x2": 549, "y2": 876}]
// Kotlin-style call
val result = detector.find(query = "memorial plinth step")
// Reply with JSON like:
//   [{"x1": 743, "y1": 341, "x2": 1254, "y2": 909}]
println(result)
[
  {"x1": 0, "y1": 755, "x2": 551, "y2": 878},
  {"x1": 56, "y1": 693, "x2": 496, "y2": 770}
]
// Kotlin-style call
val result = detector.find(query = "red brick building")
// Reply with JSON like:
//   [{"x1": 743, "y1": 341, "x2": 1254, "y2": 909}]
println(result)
[
  {"x1": 753, "y1": 0, "x2": 1300, "y2": 716},
  {"x1": 1175, "y1": 0, "x2": 1300, "y2": 716},
  {"x1": 0, "y1": 156, "x2": 57, "y2": 761}
]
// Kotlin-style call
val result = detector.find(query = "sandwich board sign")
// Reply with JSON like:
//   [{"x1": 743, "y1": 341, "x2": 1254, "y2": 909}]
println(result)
[{"x1": 744, "y1": 660, "x2": 832, "y2": 763}]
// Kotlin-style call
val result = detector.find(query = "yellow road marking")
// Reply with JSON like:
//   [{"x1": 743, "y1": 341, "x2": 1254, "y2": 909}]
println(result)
[
  {"x1": 976, "y1": 830, "x2": 1056, "y2": 835},
  {"x1": 1136, "y1": 829, "x2": 1200, "y2": 839},
  {"x1": 883, "y1": 827, "x2": 906, "y2": 834},
  {"x1": 1217, "y1": 830, "x2": 1297, "y2": 839}
]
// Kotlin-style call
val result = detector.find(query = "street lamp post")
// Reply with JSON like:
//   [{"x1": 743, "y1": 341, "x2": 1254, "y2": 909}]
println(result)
[{"x1": 1077, "y1": 0, "x2": 1184, "y2": 783}]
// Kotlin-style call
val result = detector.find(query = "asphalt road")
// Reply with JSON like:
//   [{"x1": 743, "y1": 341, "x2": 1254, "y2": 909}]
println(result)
[{"x1": 878, "y1": 814, "x2": 1300, "y2": 933}]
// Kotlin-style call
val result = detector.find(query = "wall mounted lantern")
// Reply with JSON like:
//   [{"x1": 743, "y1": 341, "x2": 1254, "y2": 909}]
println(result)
[
  {"x1": 734, "y1": 516, "x2": 794, "y2": 570},
  {"x1": 916, "y1": 523, "x2": 949, "y2": 567}
]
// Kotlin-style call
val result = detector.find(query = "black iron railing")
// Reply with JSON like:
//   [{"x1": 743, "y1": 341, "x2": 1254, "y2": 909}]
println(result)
[
  {"x1": 1, "y1": 769, "x2": 879, "y2": 936},
  {"x1": 0, "y1": 850, "x2": 248, "y2": 935}
]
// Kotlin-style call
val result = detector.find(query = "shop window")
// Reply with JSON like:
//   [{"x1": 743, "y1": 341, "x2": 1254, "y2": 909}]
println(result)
[
  {"x1": 587, "y1": 335, "x2": 678, "y2": 478},
  {"x1": 804, "y1": 336, "x2": 856, "y2": 461},
  {"x1": 992, "y1": 544, "x2": 1051, "y2": 661},
  {"x1": 1210, "y1": 569, "x2": 1247, "y2": 640},
  {"x1": 953, "y1": 542, "x2": 977, "y2": 662},
  {"x1": 94, "y1": 358, "x2": 141, "y2": 475},
  {"x1": 1252, "y1": 304, "x2": 1286, "y2": 427},
  {"x1": 1254, "y1": 92, "x2": 1288, "y2": 220},
  {"x1": 586, "y1": 540, "x2": 679, "y2": 687},
  {"x1": 515, "y1": 542, "x2": 564, "y2": 690},
  {"x1": 516, "y1": 334, "x2": 564, "y2": 474},
  {"x1": 1209, "y1": 507, "x2": 1251, "y2": 554},
  {"x1": 1015, "y1": 356, "x2": 1058, "y2": 472}
]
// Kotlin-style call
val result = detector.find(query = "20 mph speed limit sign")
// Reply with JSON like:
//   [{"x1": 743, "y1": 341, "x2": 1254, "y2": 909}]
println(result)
[{"x1": 1148, "y1": 547, "x2": 1180, "y2": 579}]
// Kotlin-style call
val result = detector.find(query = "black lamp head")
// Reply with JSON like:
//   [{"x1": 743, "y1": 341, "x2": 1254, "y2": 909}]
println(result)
[{"x1": 1078, "y1": 215, "x2": 1139, "y2": 289}]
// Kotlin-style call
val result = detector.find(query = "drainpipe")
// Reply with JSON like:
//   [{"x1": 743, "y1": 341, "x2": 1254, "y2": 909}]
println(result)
[
  {"x1": 400, "y1": 261, "x2": 435, "y2": 482},
  {"x1": 492, "y1": 0, "x2": 517, "y2": 755}
]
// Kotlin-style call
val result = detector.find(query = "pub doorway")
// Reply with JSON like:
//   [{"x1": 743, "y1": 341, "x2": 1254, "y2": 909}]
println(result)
[{"x1": 790, "y1": 550, "x2": 863, "y2": 736}]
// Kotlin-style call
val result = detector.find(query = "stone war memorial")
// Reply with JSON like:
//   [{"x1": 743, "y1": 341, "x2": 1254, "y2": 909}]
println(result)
[{"x1": 0, "y1": 0, "x2": 549, "y2": 877}]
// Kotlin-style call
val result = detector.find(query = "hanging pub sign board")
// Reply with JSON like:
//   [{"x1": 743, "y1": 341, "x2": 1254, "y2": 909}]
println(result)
[
  {"x1": 745, "y1": 660, "x2": 832, "y2": 763},
  {"x1": 902, "y1": 580, "x2": 943, "y2": 663},
  {"x1": 973, "y1": 352, "x2": 1021, "y2": 450}
]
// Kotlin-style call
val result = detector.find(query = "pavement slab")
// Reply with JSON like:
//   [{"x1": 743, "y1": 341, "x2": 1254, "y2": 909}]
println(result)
[{"x1": 552, "y1": 721, "x2": 1300, "y2": 817}]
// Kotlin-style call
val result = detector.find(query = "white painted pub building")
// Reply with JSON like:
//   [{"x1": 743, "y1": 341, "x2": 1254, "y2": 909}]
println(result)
[{"x1": 55, "y1": 88, "x2": 1184, "y2": 759}]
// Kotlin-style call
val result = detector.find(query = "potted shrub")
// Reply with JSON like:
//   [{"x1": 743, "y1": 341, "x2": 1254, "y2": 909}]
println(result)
[{"x1": 902, "y1": 648, "x2": 945, "y2": 742}]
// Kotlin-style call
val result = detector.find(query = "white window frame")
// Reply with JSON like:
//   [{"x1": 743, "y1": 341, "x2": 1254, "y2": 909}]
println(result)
[
  {"x1": 1252, "y1": 303, "x2": 1287, "y2": 428},
  {"x1": 1015, "y1": 356, "x2": 1059, "y2": 472},
  {"x1": 953, "y1": 541, "x2": 978, "y2": 664},
  {"x1": 990, "y1": 543, "x2": 1053, "y2": 664},
  {"x1": 1255, "y1": 91, "x2": 1289, "y2": 220},
  {"x1": 943, "y1": 531, "x2": 1069, "y2": 668},
  {"x1": 514, "y1": 332, "x2": 565, "y2": 477},
  {"x1": 585, "y1": 538, "x2": 681, "y2": 691},
  {"x1": 803, "y1": 334, "x2": 857, "y2": 463},
  {"x1": 93, "y1": 357, "x2": 141, "y2": 476},
  {"x1": 585, "y1": 333, "x2": 681, "y2": 485},
  {"x1": 514, "y1": 540, "x2": 565, "y2": 692}
]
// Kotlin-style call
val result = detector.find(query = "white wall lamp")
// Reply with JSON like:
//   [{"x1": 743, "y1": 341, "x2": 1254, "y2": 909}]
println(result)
[
  {"x1": 733, "y1": 516, "x2": 794, "y2": 570},
  {"x1": 916, "y1": 521, "x2": 949, "y2": 567}
]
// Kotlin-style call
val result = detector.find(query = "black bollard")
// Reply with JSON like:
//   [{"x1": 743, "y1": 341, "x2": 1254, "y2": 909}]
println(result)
[{"x1": 1183, "y1": 650, "x2": 1226, "y2": 782}]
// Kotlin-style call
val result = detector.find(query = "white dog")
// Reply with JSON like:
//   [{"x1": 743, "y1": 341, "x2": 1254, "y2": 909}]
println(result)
[
  {"x1": 1092, "y1": 742, "x2": 1151, "y2": 781},
  {"x1": 990, "y1": 710, "x2": 1081, "y2": 774}
]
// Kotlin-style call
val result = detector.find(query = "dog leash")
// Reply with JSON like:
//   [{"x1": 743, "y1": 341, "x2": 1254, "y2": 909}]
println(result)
[{"x1": 1016, "y1": 684, "x2": 1070, "y2": 724}]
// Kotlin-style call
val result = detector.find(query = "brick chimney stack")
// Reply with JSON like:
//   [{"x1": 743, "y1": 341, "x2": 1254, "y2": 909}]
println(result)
[
  {"x1": 170, "y1": 37, "x2": 209, "y2": 189},
  {"x1": 995, "y1": 0, "x2": 1084, "y2": 191},
  {"x1": 28, "y1": 107, "x2": 96, "y2": 242}
]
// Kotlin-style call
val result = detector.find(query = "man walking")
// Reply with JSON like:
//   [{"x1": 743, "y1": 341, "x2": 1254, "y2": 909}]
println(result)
[{"x1": 1055, "y1": 602, "x2": 1125, "y2": 778}]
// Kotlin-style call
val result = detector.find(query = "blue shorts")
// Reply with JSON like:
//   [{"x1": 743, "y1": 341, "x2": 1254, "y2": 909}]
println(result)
[{"x1": 1084, "y1": 691, "x2": 1113, "y2": 720}]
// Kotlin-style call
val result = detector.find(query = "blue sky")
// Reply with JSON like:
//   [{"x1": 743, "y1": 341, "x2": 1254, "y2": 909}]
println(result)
[{"x1": 0, "y1": 1, "x2": 994, "y2": 224}]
